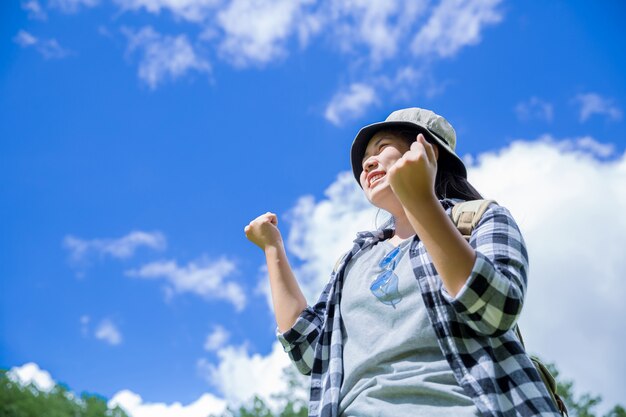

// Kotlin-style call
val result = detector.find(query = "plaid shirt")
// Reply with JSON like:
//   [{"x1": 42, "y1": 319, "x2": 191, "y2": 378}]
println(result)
[{"x1": 277, "y1": 199, "x2": 560, "y2": 417}]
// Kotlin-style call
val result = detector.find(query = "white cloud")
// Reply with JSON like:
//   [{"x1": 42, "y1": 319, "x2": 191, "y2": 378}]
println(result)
[
  {"x1": 204, "y1": 325, "x2": 230, "y2": 351},
  {"x1": 553, "y1": 136, "x2": 615, "y2": 159},
  {"x1": 37, "y1": 39, "x2": 72, "y2": 59},
  {"x1": 326, "y1": 0, "x2": 428, "y2": 62},
  {"x1": 9, "y1": 362, "x2": 228, "y2": 417},
  {"x1": 216, "y1": 0, "x2": 310, "y2": 67},
  {"x1": 197, "y1": 341, "x2": 305, "y2": 410},
  {"x1": 574, "y1": 93, "x2": 623, "y2": 122},
  {"x1": 95, "y1": 319, "x2": 123, "y2": 345},
  {"x1": 7, "y1": 363, "x2": 56, "y2": 392},
  {"x1": 114, "y1": 0, "x2": 220, "y2": 22},
  {"x1": 26, "y1": 0, "x2": 507, "y2": 103},
  {"x1": 515, "y1": 96, "x2": 554, "y2": 122},
  {"x1": 466, "y1": 136, "x2": 625, "y2": 412},
  {"x1": 14, "y1": 30, "x2": 38, "y2": 47},
  {"x1": 80, "y1": 314, "x2": 91, "y2": 336},
  {"x1": 324, "y1": 83, "x2": 378, "y2": 126},
  {"x1": 106, "y1": 0, "x2": 500, "y2": 68},
  {"x1": 109, "y1": 390, "x2": 227, "y2": 417},
  {"x1": 411, "y1": 0, "x2": 502, "y2": 58},
  {"x1": 276, "y1": 171, "x2": 378, "y2": 305},
  {"x1": 50, "y1": 0, "x2": 99, "y2": 13},
  {"x1": 123, "y1": 26, "x2": 211, "y2": 89},
  {"x1": 269, "y1": 135, "x2": 625, "y2": 413},
  {"x1": 63, "y1": 230, "x2": 166, "y2": 265},
  {"x1": 21, "y1": 0, "x2": 47, "y2": 20},
  {"x1": 13, "y1": 30, "x2": 72, "y2": 59},
  {"x1": 125, "y1": 256, "x2": 245, "y2": 311}
]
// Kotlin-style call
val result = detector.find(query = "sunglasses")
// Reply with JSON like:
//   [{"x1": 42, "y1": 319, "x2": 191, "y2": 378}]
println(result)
[{"x1": 369, "y1": 244, "x2": 405, "y2": 308}]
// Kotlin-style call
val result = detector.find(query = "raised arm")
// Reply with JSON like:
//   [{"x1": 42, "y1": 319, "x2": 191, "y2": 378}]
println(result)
[
  {"x1": 387, "y1": 134, "x2": 526, "y2": 336},
  {"x1": 244, "y1": 212, "x2": 307, "y2": 332}
]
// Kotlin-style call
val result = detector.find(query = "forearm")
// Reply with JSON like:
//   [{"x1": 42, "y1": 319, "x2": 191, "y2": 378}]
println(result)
[
  {"x1": 402, "y1": 194, "x2": 476, "y2": 297},
  {"x1": 264, "y1": 242, "x2": 308, "y2": 332}
]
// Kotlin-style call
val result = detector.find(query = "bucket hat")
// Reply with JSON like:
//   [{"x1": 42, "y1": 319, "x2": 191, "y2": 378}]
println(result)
[{"x1": 350, "y1": 107, "x2": 467, "y2": 187}]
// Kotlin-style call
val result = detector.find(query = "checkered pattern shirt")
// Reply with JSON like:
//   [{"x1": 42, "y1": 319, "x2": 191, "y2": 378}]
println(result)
[{"x1": 277, "y1": 199, "x2": 560, "y2": 417}]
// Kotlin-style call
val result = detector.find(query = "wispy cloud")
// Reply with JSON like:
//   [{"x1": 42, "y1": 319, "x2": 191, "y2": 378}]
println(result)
[
  {"x1": 125, "y1": 257, "x2": 245, "y2": 311},
  {"x1": 13, "y1": 30, "x2": 72, "y2": 59},
  {"x1": 43, "y1": 0, "x2": 504, "y2": 100},
  {"x1": 49, "y1": 0, "x2": 99, "y2": 13},
  {"x1": 411, "y1": 0, "x2": 502, "y2": 58},
  {"x1": 319, "y1": 1, "x2": 426, "y2": 63},
  {"x1": 216, "y1": 0, "x2": 309, "y2": 67},
  {"x1": 95, "y1": 319, "x2": 123, "y2": 345},
  {"x1": 21, "y1": 0, "x2": 47, "y2": 20},
  {"x1": 123, "y1": 26, "x2": 211, "y2": 89},
  {"x1": 63, "y1": 230, "x2": 166, "y2": 266},
  {"x1": 204, "y1": 325, "x2": 230, "y2": 352},
  {"x1": 515, "y1": 96, "x2": 554, "y2": 122},
  {"x1": 574, "y1": 93, "x2": 622, "y2": 122},
  {"x1": 14, "y1": 30, "x2": 38, "y2": 47},
  {"x1": 113, "y1": 0, "x2": 219, "y2": 23},
  {"x1": 80, "y1": 315, "x2": 91, "y2": 336},
  {"x1": 322, "y1": 0, "x2": 503, "y2": 123},
  {"x1": 324, "y1": 83, "x2": 377, "y2": 126}
]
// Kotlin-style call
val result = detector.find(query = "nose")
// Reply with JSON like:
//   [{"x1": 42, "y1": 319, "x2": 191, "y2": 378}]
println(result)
[{"x1": 363, "y1": 156, "x2": 378, "y2": 174}]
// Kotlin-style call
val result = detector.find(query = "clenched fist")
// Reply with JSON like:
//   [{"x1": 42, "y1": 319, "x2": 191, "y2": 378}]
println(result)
[
  {"x1": 388, "y1": 133, "x2": 439, "y2": 205},
  {"x1": 244, "y1": 212, "x2": 283, "y2": 250}
]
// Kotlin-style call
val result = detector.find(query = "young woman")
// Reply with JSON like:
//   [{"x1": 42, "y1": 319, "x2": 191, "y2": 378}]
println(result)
[{"x1": 244, "y1": 108, "x2": 561, "y2": 417}]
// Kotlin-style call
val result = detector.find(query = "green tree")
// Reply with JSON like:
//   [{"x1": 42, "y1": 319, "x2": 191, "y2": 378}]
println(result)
[
  {"x1": 4, "y1": 362, "x2": 624, "y2": 417},
  {"x1": 545, "y1": 362, "x2": 625, "y2": 417},
  {"x1": 218, "y1": 362, "x2": 626, "y2": 417},
  {"x1": 0, "y1": 370, "x2": 129, "y2": 417},
  {"x1": 211, "y1": 367, "x2": 307, "y2": 417}
]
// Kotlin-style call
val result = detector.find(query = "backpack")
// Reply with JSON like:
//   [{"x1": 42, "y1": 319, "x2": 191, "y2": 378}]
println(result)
[{"x1": 452, "y1": 199, "x2": 568, "y2": 416}]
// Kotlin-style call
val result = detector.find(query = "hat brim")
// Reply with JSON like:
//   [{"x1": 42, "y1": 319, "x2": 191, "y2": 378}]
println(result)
[{"x1": 350, "y1": 120, "x2": 467, "y2": 187}]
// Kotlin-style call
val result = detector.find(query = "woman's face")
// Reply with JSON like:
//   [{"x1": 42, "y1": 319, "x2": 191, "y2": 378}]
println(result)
[{"x1": 359, "y1": 130, "x2": 412, "y2": 207}]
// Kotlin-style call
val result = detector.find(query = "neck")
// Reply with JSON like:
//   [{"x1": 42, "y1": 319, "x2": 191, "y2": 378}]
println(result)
[{"x1": 392, "y1": 212, "x2": 415, "y2": 239}]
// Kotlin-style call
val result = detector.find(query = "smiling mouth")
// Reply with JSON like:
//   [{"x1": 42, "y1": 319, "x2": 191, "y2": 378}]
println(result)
[{"x1": 369, "y1": 173, "x2": 385, "y2": 187}]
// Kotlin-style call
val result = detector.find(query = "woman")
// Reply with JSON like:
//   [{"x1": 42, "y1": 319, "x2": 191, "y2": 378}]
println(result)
[{"x1": 244, "y1": 108, "x2": 561, "y2": 417}]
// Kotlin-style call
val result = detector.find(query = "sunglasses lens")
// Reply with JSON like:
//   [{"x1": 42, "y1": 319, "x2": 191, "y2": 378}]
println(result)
[
  {"x1": 370, "y1": 270, "x2": 401, "y2": 306},
  {"x1": 379, "y1": 246, "x2": 400, "y2": 268},
  {"x1": 370, "y1": 269, "x2": 393, "y2": 291}
]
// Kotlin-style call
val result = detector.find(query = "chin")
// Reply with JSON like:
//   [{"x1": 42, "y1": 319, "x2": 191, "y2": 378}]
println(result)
[
  {"x1": 370, "y1": 184, "x2": 405, "y2": 212},
  {"x1": 367, "y1": 184, "x2": 393, "y2": 207}
]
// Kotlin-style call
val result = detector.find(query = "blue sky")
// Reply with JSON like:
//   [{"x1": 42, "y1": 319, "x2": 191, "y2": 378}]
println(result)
[{"x1": 2, "y1": 0, "x2": 625, "y2": 416}]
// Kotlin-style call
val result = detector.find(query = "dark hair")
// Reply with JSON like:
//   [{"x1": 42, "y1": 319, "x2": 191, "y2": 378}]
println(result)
[{"x1": 389, "y1": 128, "x2": 483, "y2": 201}]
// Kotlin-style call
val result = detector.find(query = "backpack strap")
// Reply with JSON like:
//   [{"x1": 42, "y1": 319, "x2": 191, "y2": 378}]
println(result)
[
  {"x1": 450, "y1": 199, "x2": 497, "y2": 241},
  {"x1": 451, "y1": 199, "x2": 568, "y2": 416},
  {"x1": 332, "y1": 254, "x2": 344, "y2": 274}
]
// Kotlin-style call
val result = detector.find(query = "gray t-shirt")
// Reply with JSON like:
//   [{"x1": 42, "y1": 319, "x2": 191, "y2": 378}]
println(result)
[{"x1": 338, "y1": 237, "x2": 479, "y2": 417}]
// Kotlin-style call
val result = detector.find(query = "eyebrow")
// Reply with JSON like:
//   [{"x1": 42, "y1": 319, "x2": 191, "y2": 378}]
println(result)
[{"x1": 362, "y1": 136, "x2": 386, "y2": 163}]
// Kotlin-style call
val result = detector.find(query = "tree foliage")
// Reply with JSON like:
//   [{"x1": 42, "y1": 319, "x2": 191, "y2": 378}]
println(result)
[
  {"x1": 217, "y1": 361, "x2": 626, "y2": 417},
  {"x1": 211, "y1": 367, "x2": 308, "y2": 417},
  {"x1": 544, "y1": 363, "x2": 626, "y2": 417},
  {"x1": 0, "y1": 370, "x2": 129, "y2": 417},
  {"x1": 2, "y1": 362, "x2": 624, "y2": 417}
]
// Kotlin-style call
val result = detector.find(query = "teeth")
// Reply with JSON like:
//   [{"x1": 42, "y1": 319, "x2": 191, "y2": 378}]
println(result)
[{"x1": 370, "y1": 173, "x2": 384, "y2": 185}]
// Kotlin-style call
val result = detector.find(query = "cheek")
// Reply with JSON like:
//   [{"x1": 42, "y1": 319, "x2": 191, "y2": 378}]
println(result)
[
  {"x1": 359, "y1": 172, "x2": 368, "y2": 188},
  {"x1": 382, "y1": 146, "x2": 405, "y2": 162}
]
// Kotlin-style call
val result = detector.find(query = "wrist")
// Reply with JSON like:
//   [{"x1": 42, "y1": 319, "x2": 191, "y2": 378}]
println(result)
[
  {"x1": 400, "y1": 189, "x2": 439, "y2": 213},
  {"x1": 264, "y1": 240, "x2": 285, "y2": 254}
]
